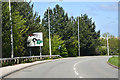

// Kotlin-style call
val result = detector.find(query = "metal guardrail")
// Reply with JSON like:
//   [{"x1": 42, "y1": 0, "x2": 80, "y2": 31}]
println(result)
[{"x1": 0, "y1": 55, "x2": 61, "y2": 65}]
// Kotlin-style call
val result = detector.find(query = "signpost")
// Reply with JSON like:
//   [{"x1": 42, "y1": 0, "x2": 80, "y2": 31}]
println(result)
[
  {"x1": 58, "y1": 46, "x2": 61, "y2": 55},
  {"x1": 27, "y1": 32, "x2": 43, "y2": 57}
]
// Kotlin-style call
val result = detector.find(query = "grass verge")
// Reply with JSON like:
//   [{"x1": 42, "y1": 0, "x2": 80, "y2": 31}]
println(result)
[{"x1": 108, "y1": 56, "x2": 119, "y2": 68}]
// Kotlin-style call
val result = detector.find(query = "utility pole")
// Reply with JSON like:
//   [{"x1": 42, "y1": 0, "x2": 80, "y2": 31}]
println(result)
[
  {"x1": 78, "y1": 17, "x2": 80, "y2": 56},
  {"x1": 107, "y1": 35, "x2": 109, "y2": 56},
  {"x1": 48, "y1": 7, "x2": 51, "y2": 58},
  {"x1": 9, "y1": 0, "x2": 14, "y2": 58}
]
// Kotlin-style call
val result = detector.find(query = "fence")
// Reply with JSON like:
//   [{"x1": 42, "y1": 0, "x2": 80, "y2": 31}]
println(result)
[{"x1": 0, "y1": 55, "x2": 61, "y2": 67}]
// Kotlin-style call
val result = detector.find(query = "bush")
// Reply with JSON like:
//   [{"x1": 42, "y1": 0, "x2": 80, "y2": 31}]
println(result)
[{"x1": 96, "y1": 46, "x2": 107, "y2": 55}]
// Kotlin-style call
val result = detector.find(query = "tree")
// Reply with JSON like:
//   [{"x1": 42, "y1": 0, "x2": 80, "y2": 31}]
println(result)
[
  {"x1": 2, "y1": 2, "x2": 27, "y2": 57},
  {"x1": 98, "y1": 32, "x2": 119, "y2": 55},
  {"x1": 51, "y1": 34, "x2": 68, "y2": 57},
  {"x1": 78, "y1": 14, "x2": 100, "y2": 55},
  {"x1": 12, "y1": 11, "x2": 28, "y2": 57},
  {"x1": 11, "y1": 2, "x2": 44, "y2": 56},
  {"x1": 42, "y1": 4, "x2": 69, "y2": 37},
  {"x1": 2, "y1": 2, "x2": 44, "y2": 57},
  {"x1": 67, "y1": 37, "x2": 78, "y2": 57},
  {"x1": 42, "y1": 8, "x2": 53, "y2": 37},
  {"x1": 109, "y1": 37, "x2": 119, "y2": 55},
  {"x1": 42, "y1": 4, "x2": 100, "y2": 56},
  {"x1": 2, "y1": 2, "x2": 11, "y2": 57}
]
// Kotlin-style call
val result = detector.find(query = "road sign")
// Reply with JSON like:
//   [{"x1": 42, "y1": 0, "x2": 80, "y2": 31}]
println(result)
[
  {"x1": 27, "y1": 32, "x2": 43, "y2": 47},
  {"x1": 58, "y1": 46, "x2": 61, "y2": 49}
]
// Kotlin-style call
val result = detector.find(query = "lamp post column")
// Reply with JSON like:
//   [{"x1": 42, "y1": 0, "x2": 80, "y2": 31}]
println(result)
[
  {"x1": 48, "y1": 7, "x2": 52, "y2": 58},
  {"x1": 9, "y1": 0, "x2": 14, "y2": 58},
  {"x1": 78, "y1": 17, "x2": 80, "y2": 56}
]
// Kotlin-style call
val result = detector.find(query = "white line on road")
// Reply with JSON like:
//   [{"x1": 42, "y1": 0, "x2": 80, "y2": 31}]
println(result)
[
  {"x1": 73, "y1": 61, "x2": 82, "y2": 78},
  {"x1": 74, "y1": 70, "x2": 79, "y2": 75},
  {"x1": 79, "y1": 76, "x2": 83, "y2": 78},
  {"x1": 73, "y1": 59, "x2": 93, "y2": 78},
  {"x1": 73, "y1": 67, "x2": 76, "y2": 70}
]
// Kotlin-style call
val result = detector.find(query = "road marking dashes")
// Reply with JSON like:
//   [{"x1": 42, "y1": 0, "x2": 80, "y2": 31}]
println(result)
[
  {"x1": 73, "y1": 68, "x2": 76, "y2": 70},
  {"x1": 74, "y1": 70, "x2": 79, "y2": 75},
  {"x1": 79, "y1": 76, "x2": 83, "y2": 78},
  {"x1": 73, "y1": 61, "x2": 83, "y2": 78}
]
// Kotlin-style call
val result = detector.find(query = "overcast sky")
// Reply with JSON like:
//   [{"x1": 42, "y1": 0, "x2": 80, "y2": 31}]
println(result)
[{"x1": 31, "y1": 1, "x2": 118, "y2": 37}]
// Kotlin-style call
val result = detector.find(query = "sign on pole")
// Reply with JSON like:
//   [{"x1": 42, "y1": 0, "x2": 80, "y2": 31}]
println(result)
[{"x1": 27, "y1": 32, "x2": 43, "y2": 47}]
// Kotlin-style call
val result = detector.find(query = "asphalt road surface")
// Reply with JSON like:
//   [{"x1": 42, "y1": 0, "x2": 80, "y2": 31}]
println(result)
[{"x1": 5, "y1": 56, "x2": 118, "y2": 78}]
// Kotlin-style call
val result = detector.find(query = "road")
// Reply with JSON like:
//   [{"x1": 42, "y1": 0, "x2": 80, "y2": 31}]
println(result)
[{"x1": 5, "y1": 56, "x2": 118, "y2": 78}]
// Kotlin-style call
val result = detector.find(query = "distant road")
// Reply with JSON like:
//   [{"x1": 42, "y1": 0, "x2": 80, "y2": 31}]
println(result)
[{"x1": 5, "y1": 56, "x2": 118, "y2": 78}]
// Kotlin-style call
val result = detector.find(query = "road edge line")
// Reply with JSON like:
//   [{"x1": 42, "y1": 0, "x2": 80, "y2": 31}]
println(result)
[
  {"x1": 1, "y1": 57, "x2": 77, "y2": 79},
  {"x1": 1, "y1": 60, "x2": 52, "y2": 79}
]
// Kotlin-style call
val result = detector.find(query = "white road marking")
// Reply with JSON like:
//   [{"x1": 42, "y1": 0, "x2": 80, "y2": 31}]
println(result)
[
  {"x1": 74, "y1": 71, "x2": 79, "y2": 75},
  {"x1": 73, "y1": 59, "x2": 91, "y2": 78},
  {"x1": 74, "y1": 65, "x2": 76, "y2": 67},
  {"x1": 73, "y1": 68, "x2": 76, "y2": 70},
  {"x1": 73, "y1": 61, "x2": 82, "y2": 78},
  {"x1": 73, "y1": 58, "x2": 96, "y2": 78},
  {"x1": 79, "y1": 76, "x2": 83, "y2": 78},
  {"x1": 73, "y1": 63, "x2": 80, "y2": 77}
]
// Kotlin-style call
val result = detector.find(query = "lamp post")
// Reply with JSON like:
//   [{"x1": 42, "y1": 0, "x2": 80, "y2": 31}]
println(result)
[
  {"x1": 48, "y1": 0, "x2": 63, "y2": 58},
  {"x1": 107, "y1": 35, "x2": 109, "y2": 56},
  {"x1": 102, "y1": 35, "x2": 110, "y2": 56},
  {"x1": 48, "y1": 7, "x2": 51, "y2": 58},
  {"x1": 9, "y1": 0, "x2": 14, "y2": 58},
  {"x1": 78, "y1": 16, "x2": 80, "y2": 56}
]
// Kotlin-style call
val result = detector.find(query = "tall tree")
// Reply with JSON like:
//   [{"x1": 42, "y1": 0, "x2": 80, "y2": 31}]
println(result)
[
  {"x1": 11, "y1": 2, "x2": 44, "y2": 56},
  {"x1": 78, "y1": 14, "x2": 100, "y2": 55},
  {"x1": 2, "y1": 2, "x2": 27, "y2": 57},
  {"x1": 42, "y1": 4, "x2": 100, "y2": 56},
  {"x1": 2, "y1": 2, "x2": 44, "y2": 57}
]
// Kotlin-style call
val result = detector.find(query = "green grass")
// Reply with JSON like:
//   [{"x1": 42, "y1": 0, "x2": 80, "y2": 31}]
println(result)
[{"x1": 108, "y1": 56, "x2": 119, "y2": 68}]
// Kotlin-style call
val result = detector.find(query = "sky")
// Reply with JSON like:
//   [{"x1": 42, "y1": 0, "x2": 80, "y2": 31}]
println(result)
[{"x1": 31, "y1": 1, "x2": 118, "y2": 37}]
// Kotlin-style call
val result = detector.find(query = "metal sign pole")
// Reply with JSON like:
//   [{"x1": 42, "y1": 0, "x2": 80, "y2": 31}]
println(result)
[
  {"x1": 29, "y1": 48, "x2": 31, "y2": 56},
  {"x1": 40, "y1": 46, "x2": 42, "y2": 57}
]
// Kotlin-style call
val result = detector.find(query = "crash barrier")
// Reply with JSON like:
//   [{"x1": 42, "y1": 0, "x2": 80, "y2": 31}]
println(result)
[{"x1": 0, "y1": 55, "x2": 61, "y2": 67}]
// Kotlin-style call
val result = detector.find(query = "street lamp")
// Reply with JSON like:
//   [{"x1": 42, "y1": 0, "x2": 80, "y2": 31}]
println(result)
[
  {"x1": 48, "y1": 0, "x2": 63, "y2": 58},
  {"x1": 102, "y1": 35, "x2": 110, "y2": 56},
  {"x1": 48, "y1": 6, "x2": 51, "y2": 58},
  {"x1": 78, "y1": 16, "x2": 80, "y2": 56},
  {"x1": 9, "y1": 0, "x2": 14, "y2": 58},
  {"x1": 77, "y1": 17, "x2": 88, "y2": 57},
  {"x1": 107, "y1": 35, "x2": 109, "y2": 56}
]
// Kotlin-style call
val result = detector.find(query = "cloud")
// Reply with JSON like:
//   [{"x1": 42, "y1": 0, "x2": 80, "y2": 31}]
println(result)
[
  {"x1": 82, "y1": 4, "x2": 99, "y2": 16},
  {"x1": 107, "y1": 21, "x2": 116, "y2": 24},
  {"x1": 99, "y1": 3, "x2": 118, "y2": 11}
]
